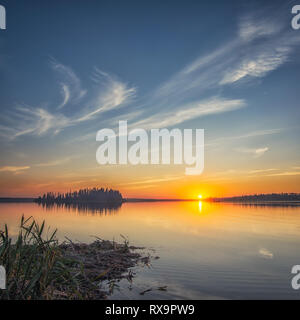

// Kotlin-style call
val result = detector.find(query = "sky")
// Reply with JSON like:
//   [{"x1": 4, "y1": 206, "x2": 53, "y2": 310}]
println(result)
[{"x1": 0, "y1": 0, "x2": 299, "y2": 198}]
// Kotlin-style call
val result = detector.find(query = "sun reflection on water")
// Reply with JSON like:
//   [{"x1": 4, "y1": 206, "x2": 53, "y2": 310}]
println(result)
[{"x1": 198, "y1": 201, "x2": 202, "y2": 213}]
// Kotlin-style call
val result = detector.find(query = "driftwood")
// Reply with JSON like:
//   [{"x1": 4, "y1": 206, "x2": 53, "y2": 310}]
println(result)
[{"x1": 57, "y1": 238, "x2": 151, "y2": 299}]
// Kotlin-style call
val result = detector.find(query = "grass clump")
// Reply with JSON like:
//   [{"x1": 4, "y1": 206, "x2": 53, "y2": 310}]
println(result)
[
  {"x1": 0, "y1": 216, "x2": 148, "y2": 300},
  {"x1": 0, "y1": 216, "x2": 100, "y2": 300}
]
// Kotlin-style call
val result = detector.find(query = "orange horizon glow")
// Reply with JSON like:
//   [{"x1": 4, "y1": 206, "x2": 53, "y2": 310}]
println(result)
[{"x1": 0, "y1": 171, "x2": 300, "y2": 199}]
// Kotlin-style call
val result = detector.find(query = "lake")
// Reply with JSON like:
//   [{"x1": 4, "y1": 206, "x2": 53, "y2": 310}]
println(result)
[{"x1": 1, "y1": 201, "x2": 300, "y2": 299}]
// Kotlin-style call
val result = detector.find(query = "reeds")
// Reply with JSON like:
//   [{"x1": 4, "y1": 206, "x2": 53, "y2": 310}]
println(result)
[
  {"x1": 0, "y1": 215, "x2": 93, "y2": 300},
  {"x1": 0, "y1": 216, "x2": 147, "y2": 300}
]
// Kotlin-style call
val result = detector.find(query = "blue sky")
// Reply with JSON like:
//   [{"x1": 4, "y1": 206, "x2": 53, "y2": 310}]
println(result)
[{"x1": 0, "y1": 0, "x2": 300, "y2": 197}]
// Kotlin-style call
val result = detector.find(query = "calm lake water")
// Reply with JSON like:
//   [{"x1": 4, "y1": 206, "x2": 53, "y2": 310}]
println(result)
[{"x1": 1, "y1": 201, "x2": 300, "y2": 299}]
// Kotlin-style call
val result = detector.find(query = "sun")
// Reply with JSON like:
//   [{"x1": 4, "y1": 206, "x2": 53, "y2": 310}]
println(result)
[{"x1": 198, "y1": 194, "x2": 203, "y2": 199}]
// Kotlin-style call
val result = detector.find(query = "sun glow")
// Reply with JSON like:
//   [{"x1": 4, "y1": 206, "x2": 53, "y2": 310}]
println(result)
[{"x1": 198, "y1": 194, "x2": 202, "y2": 199}]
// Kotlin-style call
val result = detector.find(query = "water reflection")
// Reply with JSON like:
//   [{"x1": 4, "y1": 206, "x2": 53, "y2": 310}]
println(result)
[
  {"x1": 1, "y1": 201, "x2": 300, "y2": 299},
  {"x1": 220, "y1": 202, "x2": 300, "y2": 208},
  {"x1": 198, "y1": 201, "x2": 202, "y2": 213},
  {"x1": 37, "y1": 201, "x2": 122, "y2": 215}
]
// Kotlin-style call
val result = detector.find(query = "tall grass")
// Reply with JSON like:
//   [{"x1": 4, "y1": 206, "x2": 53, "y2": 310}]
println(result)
[{"x1": 0, "y1": 216, "x2": 90, "y2": 300}]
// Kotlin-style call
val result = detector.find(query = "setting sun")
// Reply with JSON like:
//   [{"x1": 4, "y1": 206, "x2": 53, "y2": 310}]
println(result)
[{"x1": 0, "y1": 0, "x2": 299, "y2": 303}]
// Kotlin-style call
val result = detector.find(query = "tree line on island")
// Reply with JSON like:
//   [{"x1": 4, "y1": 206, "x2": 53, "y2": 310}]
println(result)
[
  {"x1": 209, "y1": 193, "x2": 300, "y2": 202},
  {"x1": 35, "y1": 187, "x2": 123, "y2": 205}
]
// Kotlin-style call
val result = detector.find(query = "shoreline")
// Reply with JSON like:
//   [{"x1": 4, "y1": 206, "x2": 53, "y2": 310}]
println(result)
[
  {"x1": 56, "y1": 238, "x2": 150, "y2": 300},
  {"x1": 0, "y1": 216, "x2": 153, "y2": 300}
]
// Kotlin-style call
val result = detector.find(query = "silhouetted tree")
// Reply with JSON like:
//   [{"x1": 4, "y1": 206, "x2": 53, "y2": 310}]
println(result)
[{"x1": 35, "y1": 187, "x2": 123, "y2": 205}]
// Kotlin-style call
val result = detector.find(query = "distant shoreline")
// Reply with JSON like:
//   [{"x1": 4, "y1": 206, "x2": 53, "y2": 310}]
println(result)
[{"x1": 1, "y1": 197, "x2": 300, "y2": 204}]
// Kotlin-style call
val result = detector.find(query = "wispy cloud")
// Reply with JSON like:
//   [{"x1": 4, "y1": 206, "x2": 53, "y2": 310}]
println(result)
[
  {"x1": 76, "y1": 69, "x2": 136, "y2": 122},
  {"x1": 0, "y1": 62, "x2": 136, "y2": 140},
  {"x1": 151, "y1": 8, "x2": 299, "y2": 105},
  {"x1": 35, "y1": 157, "x2": 72, "y2": 167},
  {"x1": 0, "y1": 166, "x2": 30, "y2": 173},
  {"x1": 259, "y1": 248, "x2": 273, "y2": 259},
  {"x1": 127, "y1": 9, "x2": 299, "y2": 131},
  {"x1": 239, "y1": 14, "x2": 282, "y2": 42},
  {"x1": 119, "y1": 175, "x2": 183, "y2": 186},
  {"x1": 51, "y1": 58, "x2": 87, "y2": 109},
  {"x1": 266, "y1": 171, "x2": 300, "y2": 177},
  {"x1": 248, "y1": 168, "x2": 278, "y2": 174},
  {"x1": 198, "y1": 166, "x2": 299, "y2": 183},
  {"x1": 57, "y1": 84, "x2": 71, "y2": 109},
  {"x1": 209, "y1": 128, "x2": 282, "y2": 145},
  {"x1": 132, "y1": 97, "x2": 246, "y2": 129},
  {"x1": 233, "y1": 129, "x2": 282, "y2": 139},
  {"x1": 125, "y1": 184, "x2": 158, "y2": 190},
  {"x1": 220, "y1": 47, "x2": 290, "y2": 85},
  {"x1": 220, "y1": 9, "x2": 299, "y2": 85},
  {"x1": 0, "y1": 124, "x2": 16, "y2": 140},
  {"x1": 150, "y1": 41, "x2": 238, "y2": 110},
  {"x1": 236, "y1": 147, "x2": 269, "y2": 158},
  {"x1": 11, "y1": 105, "x2": 71, "y2": 138}
]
